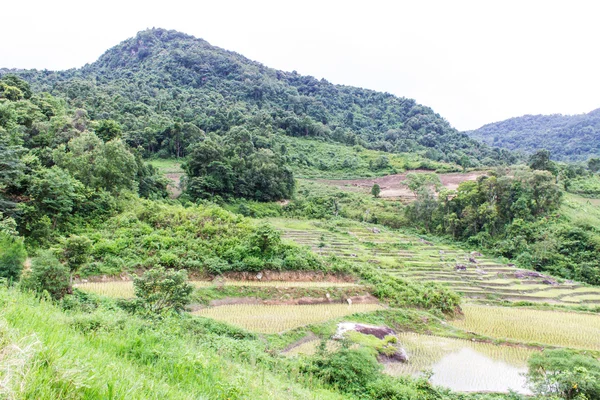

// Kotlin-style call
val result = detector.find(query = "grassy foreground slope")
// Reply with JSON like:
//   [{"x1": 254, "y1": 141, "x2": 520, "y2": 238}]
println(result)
[{"x1": 0, "y1": 288, "x2": 346, "y2": 400}]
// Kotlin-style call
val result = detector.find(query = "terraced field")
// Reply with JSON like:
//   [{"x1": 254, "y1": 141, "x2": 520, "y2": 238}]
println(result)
[
  {"x1": 193, "y1": 303, "x2": 383, "y2": 333},
  {"x1": 75, "y1": 280, "x2": 362, "y2": 299},
  {"x1": 270, "y1": 218, "x2": 600, "y2": 306}
]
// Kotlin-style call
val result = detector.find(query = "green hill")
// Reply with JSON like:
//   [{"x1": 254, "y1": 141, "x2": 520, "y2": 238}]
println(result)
[
  {"x1": 1, "y1": 28, "x2": 513, "y2": 166},
  {"x1": 467, "y1": 109, "x2": 600, "y2": 161}
]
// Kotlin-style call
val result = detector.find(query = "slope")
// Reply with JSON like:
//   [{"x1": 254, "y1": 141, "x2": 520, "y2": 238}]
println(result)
[
  {"x1": 467, "y1": 109, "x2": 600, "y2": 161},
  {"x1": 1, "y1": 28, "x2": 513, "y2": 166}
]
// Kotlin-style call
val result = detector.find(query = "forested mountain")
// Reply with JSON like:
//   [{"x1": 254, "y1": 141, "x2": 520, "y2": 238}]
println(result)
[
  {"x1": 467, "y1": 109, "x2": 600, "y2": 161},
  {"x1": 1, "y1": 28, "x2": 513, "y2": 166}
]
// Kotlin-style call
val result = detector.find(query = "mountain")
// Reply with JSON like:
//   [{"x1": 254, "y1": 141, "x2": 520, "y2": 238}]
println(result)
[
  {"x1": 467, "y1": 109, "x2": 600, "y2": 161},
  {"x1": 1, "y1": 28, "x2": 513, "y2": 166}
]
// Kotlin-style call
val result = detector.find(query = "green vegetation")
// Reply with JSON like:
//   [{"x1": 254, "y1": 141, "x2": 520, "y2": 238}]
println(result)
[
  {"x1": 468, "y1": 109, "x2": 600, "y2": 161},
  {"x1": 527, "y1": 349, "x2": 600, "y2": 399},
  {"x1": 133, "y1": 267, "x2": 193, "y2": 314},
  {"x1": 8, "y1": 29, "x2": 514, "y2": 167},
  {"x1": 1, "y1": 27, "x2": 600, "y2": 399}
]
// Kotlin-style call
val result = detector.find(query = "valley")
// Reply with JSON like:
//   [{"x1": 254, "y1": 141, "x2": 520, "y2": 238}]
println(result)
[{"x1": 1, "y1": 28, "x2": 599, "y2": 400}]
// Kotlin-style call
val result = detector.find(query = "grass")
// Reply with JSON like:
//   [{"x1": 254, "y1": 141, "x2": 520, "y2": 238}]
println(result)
[
  {"x1": 452, "y1": 304, "x2": 600, "y2": 351},
  {"x1": 284, "y1": 340, "x2": 342, "y2": 356},
  {"x1": 146, "y1": 158, "x2": 184, "y2": 174},
  {"x1": 0, "y1": 288, "x2": 346, "y2": 400},
  {"x1": 193, "y1": 303, "x2": 383, "y2": 334}
]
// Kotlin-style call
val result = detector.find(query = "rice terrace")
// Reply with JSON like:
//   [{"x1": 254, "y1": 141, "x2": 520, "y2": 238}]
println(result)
[{"x1": 2, "y1": 14, "x2": 600, "y2": 400}]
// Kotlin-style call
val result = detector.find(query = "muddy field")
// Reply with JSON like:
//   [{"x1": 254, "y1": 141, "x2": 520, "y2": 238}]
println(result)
[{"x1": 317, "y1": 170, "x2": 486, "y2": 199}]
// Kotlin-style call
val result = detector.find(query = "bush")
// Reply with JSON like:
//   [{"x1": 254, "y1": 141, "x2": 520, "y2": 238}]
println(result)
[
  {"x1": 302, "y1": 348, "x2": 381, "y2": 394},
  {"x1": 527, "y1": 349, "x2": 600, "y2": 399},
  {"x1": 133, "y1": 267, "x2": 193, "y2": 314},
  {"x1": 0, "y1": 232, "x2": 27, "y2": 282},
  {"x1": 21, "y1": 250, "x2": 71, "y2": 300}
]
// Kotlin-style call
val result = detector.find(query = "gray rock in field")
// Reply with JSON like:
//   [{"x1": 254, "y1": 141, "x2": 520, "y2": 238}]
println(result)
[
  {"x1": 256, "y1": 272, "x2": 263, "y2": 280},
  {"x1": 372, "y1": 227, "x2": 381, "y2": 234}
]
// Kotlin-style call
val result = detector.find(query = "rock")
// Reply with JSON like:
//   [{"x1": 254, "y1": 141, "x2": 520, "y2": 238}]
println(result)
[
  {"x1": 542, "y1": 279, "x2": 557, "y2": 285},
  {"x1": 355, "y1": 324, "x2": 396, "y2": 339},
  {"x1": 346, "y1": 298, "x2": 353, "y2": 306},
  {"x1": 507, "y1": 263, "x2": 515, "y2": 267},
  {"x1": 256, "y1": 272, "x2": 263, "y2": 280},
  {"x1": 469, "y1": 257, "x2": 478, "y2": 264},
  {"x1": 471, "y1": 251, "x2": 483, "y2": 257},
  {"x1": 515, "y1": 271, "x2": 543, "y2": 279},
  {"x1": 350, "y1": 253, "x2": 357, "y2": 258},
  {"x1": 439, "y1": 250, "x2": 445, "y2": 254},
  {"x1": 455, "y1": 264, "x2": 467, "y2": 271},
  {"x1": 372, "y1": 227, "x2": 381, "y2": 234},
  {"x1": 419, "y1": 238, "x2": 434, "y2": 246}
]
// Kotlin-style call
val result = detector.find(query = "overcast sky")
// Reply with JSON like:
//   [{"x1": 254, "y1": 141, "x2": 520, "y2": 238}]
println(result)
[{"x1": 2, "y1": 0, "x2": 599, "y2": 130}]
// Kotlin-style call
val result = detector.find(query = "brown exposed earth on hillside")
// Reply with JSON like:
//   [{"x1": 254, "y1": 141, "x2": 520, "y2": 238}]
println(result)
[{"x1": 317, "y1": 170, "x2": 487, "y2": 199}]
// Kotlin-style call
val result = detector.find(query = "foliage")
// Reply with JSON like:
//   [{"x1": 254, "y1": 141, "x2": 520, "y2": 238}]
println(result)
[
  {"x1": 133, "y1": 267, "x2": 193, "y2": 314},
  {"x1": 529, "y1": 149, "x2": 556, "y2": 173},
  {"x1": 183, "y1": 128, "x2": 294, "y2": 201},
  {"x1": 61, "y1": 235, "x2": 92, "y2": 280},
  {"x1": 469, "y1": 108, "x2": 600, "y2": 162},
  {"x1": 21, "y1": 250, "x2": 70, "y2": 300},
  {"x1": 0, "y1": 232, "x2": 27, "y2": 282},
  {"x1": 527, "y1": 349, "x2": 600, "y2": 399},
  {"x1": 371, "y1": 183, "x2": 381, "y2": 198},
  {"x1": 4, "y1": 28, "x2": 514, "y2": 166}
]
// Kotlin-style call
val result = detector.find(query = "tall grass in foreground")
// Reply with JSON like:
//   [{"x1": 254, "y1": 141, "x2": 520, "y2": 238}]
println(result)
[
  {"x1": 452, "y1": 304, "x2": 600, "y2": 350},
  {"x1": 0, "y1": 288, "x2": 346, "y2": 400}
]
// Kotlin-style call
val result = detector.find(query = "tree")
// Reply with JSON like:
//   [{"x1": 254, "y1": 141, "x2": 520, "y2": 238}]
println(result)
[
  {"x1": 0, "y1": 232, "x2": 26, "y2": 282},
  {"x1": 133, "y1": 267, "x2": 193, "y2": 314},
  {"x1": 21, "y1": 250, "x2": 71, "y2": 300},
  {"x1": 62, "y1": 235, "x2": 92, "y2": 284},
  {"x1": 402, "y1": 173, "x2": 442, "y2": 197},
  {"x1": 529, "y1": 149, "x2": 555, "y2": 174},
  {"x1": 53, "y1": 132, "x2": 138, "y2": 194},
  {"x1": 27, "y1": 166, "x2": 85, "y2": 229},
  {"x1": 371, "y1": 183, "x2": 381, "y2": 198},
  {"x1": 588, "y1": 158, "x2": 600, "y2": 173},
  {"x1": 94, "y1": 119, "x2": 122, "y2": 142}
]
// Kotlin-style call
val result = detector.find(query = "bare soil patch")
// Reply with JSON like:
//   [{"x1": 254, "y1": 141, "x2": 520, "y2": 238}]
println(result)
[
  {"x1": 165, "y1": 172, "x2": 184, "y2": 198},
  {"x1": 317, "y1": 170, "x2": 486, "y2": 199}
]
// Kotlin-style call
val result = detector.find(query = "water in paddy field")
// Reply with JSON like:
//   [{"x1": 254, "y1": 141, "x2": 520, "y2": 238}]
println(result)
[{"x1": 385, "y1": 333, "x2": 533, "y2": 394}]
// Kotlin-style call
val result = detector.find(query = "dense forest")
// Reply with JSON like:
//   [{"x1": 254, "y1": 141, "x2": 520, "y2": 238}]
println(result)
[
  {"x1": 1, "y1": 28, "x2": 514, "y2": 167},
  {"x1": 467, "y1": 109, "x2": 600, "y2": 161}
]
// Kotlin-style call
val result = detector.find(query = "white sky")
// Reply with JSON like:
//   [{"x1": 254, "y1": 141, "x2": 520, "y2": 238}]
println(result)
[{"x1": 1, "y1": 0, "x2": 599, "y2": 130}]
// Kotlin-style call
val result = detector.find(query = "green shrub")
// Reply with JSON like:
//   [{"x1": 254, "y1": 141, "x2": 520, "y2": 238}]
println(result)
[
  {"x1": 21, "y1": 250, "x2": 70, "y2": 300},
  {"x1": 302, "y1": 348, "x2": 381, "y2": 394},
  {"x1": 527, "y1": 349, "x2": 600, "y2": 399},
  {"x1": 133, "y1": 267, "x2": 193, "y2": 314},
  {"x1": 0, "y1": 232, "x2": 27, "y2": 282}
]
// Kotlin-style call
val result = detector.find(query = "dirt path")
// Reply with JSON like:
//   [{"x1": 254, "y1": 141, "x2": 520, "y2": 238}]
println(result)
[{"x1": 317, "y1": 170, "x2": 486, "y2": 199}]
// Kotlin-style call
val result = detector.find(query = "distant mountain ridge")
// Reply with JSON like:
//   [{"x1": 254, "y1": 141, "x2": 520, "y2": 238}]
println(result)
[
  {"x1": 1, "y1": 28, "x2": 513, "y2": 165},
  {"x1": 467, "y1": 109, "x2": 600, "y2": 161}
]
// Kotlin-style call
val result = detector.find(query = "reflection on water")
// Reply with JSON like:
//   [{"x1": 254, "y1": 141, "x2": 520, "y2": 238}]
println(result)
[{"x1": 385, "y1": 333, "x2": 534, "y2": 394}]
